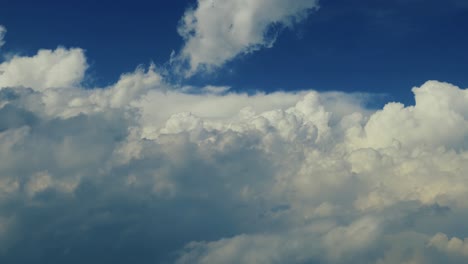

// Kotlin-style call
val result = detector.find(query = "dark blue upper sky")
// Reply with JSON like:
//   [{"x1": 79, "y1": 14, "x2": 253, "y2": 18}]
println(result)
[{"x1": 1, "y1": 0, "x2": 467, "y2": 105}]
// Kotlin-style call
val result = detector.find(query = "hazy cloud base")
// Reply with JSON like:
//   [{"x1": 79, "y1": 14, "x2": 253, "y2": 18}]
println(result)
[{"x1": 0, "y1": 45, "x2": 467, "y2": 263}]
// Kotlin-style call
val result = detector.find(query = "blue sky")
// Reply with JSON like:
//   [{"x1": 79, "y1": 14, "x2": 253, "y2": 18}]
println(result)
[
  {"x1": 1, "y1": 0, "x2": 467, "y2": 105},
  {"x1": 1, "y1": 1, "x2": 468, "y2": 264}
]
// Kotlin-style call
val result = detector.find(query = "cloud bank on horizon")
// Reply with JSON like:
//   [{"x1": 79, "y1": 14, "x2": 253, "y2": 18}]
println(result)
[{"x1": 0, "y1": 1, "x2": 468, "y2": 263}]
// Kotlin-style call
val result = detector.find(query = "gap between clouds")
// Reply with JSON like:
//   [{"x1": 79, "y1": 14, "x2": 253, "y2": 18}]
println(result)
[{"x1": 0, "y1": 0, "x2": 320, "y2": 79}]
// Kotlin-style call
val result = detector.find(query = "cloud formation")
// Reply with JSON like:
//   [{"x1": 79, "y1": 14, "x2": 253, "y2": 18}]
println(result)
[
  {"x1": 0, "y1": 5, "x2": 467, "y2": 261},
  {"x1": 430, "y1": 233, "x2": 468, "y2": 258},
  {"x1": 176, "y1": 0, "x2": 319, "y2": 75},
  {"x1": 0, "y1": 47, "x2": 87, "y2": 91},
  {"x1": 0, "y1": 43, "x2": 467, "y2": 263}
]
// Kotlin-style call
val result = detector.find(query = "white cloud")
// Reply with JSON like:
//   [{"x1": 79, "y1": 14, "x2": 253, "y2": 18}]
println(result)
[
  {"x1": 175, "y1": 217, "x2": 380, "y2": 264},
  {"x1": 0, "y1": 47, "x2": 87, "y2": 91},
  {"x1": 0, "y1": 47, "x2": 468, "y2": 263},
  {"x1": 322, "y1": 217, "x2": 381, "y2": 260},
  {"x1": 176, "y1": 0, "x2": 319, "y2": 75},
  {"x1": 352, "y1": 81, "x2": 468, "y2": 150},
  {"x1": 429, "y1": 233, "x2": 468, "y2": 258},
  {"x1": 0, "y1": 25, "x2": 6, "y2": 48}
]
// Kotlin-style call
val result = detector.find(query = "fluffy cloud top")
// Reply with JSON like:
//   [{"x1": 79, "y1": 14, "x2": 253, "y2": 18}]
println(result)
[
  {"x1": 430, "y1": 233, "x2": 468, "y2": 258},
  {"x1": 0, "y1": 47, "x2": 87, "y2": 91},
  {"x1": 0, "y1": 9, "x2": 467, "y2": 262},
  {"x1": 176, "y1": 0, "x2": 319, "y2": 75},
  {"x1": 0, "y1": 46, "x2": 467, "y2": 263}
]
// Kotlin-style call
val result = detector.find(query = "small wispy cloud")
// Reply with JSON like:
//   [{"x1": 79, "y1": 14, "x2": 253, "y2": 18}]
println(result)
[
  {"x1": 174, "y1": 0, "x2": 319, "y2": 76},
  {"x1": 0, "y1": 25, "x2": 6, "y2": 48}
]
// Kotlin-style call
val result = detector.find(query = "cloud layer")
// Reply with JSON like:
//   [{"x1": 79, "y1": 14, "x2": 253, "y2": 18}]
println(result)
[
  {"x1": 176, "y1": 0, "x2": 319, "y2": 75},
  {"x1": 0, "y1": 46, "x2": 467, "y2": 263}
]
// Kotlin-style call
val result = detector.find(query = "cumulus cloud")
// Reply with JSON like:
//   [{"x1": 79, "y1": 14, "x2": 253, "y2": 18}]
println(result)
[
  {"x1": 1, "y1": 49, "x2": 468, "y2": 263},
  {"x1": 0, "y1": 26, "x2": 468, "y2": 263},
  {"x1": 176, "y1": 217, "x2": 379, "y2": 264},
  {"x1": 0, "y1": 25, "x2": 6, "y2": 48},
  {"x1": 356, "y1": 81, "x2": 468, "y2": 150},
  {"x1": 0, "y1": 47, "x2": 87, "y2": 91},
  {"x1": 176, "y1": 0, "x2": 319, "y2": 75},
  {"x1": 429, "y1": 233, "x2": 468, "y2": 258}
]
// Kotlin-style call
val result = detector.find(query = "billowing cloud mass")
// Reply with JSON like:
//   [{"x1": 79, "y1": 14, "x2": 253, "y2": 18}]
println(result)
[
  {"x1": 176, "y1": 0, "x2": 319, "y2": 74},
  {"x1": 0, "y1": 25, "x2": 5, "y2": 48},
  {"x1": 430, "y1": 233, "x2": 468, "y2": 258},
  {"x1": 0, "y1": 44, "x2": 467, "y2": 263},
  {"x1": 0, "y1": 2, "x2": 468, "y2": 262},
  {"x1": 0, "y1": 47, "x2": 87, "y2": 91}
]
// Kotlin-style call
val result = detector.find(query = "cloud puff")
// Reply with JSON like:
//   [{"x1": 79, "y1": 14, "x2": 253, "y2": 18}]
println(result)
[
  {"x1": 355, "y1": 81, "x2": 468, "y2": 150},
  {"x1": 0, "y1": 47, "x2": 87, "y2": 91},
  {"x1": 0, "y1": 25, "x2": 6, "y2": 48},
  {"x1": 176, "y1": 217, "x2": 380, "y2": 264},
  {"x1": 0, "y1": 47, "x2": 468, "y2": 263},
  {"x1": 176, "y1": 0, "x2": 319, "y2": 75},
  {"x1": 429, "y1": 233, "x2": 468, "y2": 258}
]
